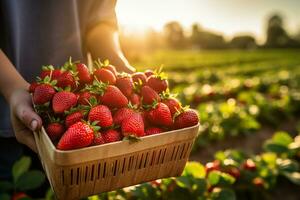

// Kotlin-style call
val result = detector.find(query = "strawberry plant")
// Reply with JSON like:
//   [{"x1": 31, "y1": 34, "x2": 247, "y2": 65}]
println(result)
[{"x1": 0, "y1": 156, "x2": 45, "y2": 200}]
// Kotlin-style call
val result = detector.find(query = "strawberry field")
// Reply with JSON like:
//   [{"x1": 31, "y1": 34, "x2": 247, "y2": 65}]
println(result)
[{"x1": 2, "y1": 49, "x2": 300, "y2": 200}]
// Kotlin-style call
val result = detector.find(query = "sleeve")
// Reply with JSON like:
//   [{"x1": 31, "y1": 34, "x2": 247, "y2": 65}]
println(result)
[{"x1": 78, "y1": 0, "x2": 118, "y2": 34}]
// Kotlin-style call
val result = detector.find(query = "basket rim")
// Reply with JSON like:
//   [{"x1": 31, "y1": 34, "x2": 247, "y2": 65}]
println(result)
[{"x1": 36, "y1": 123, "x2": 200, "y2": 165}]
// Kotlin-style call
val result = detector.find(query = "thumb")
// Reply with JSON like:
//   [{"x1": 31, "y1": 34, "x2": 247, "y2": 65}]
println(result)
[{"x1": 15, "y1": 102, "x2": 42, "y2": 131}]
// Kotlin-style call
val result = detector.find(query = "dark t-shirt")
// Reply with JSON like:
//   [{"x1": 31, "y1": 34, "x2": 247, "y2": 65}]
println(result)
[{"x1": 0, "y1": 0, "x2": 117, "y2": 137}]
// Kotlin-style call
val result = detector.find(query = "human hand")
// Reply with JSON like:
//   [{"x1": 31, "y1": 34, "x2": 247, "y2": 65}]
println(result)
[
  {"x1": 117, "y1": 63, "x2": 136, "y2": 74},
  {"x1": 9, "y1": 88, "x2": 42, "y2": 153}
]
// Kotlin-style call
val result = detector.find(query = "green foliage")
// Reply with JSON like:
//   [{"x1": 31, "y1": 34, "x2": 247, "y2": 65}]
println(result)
[
  {"x1": 2, "y1": 156, "x2": 45, "y2": 199},
  {"x1": 15, "y1": 171, "x2": 45, "y2": 191},
  {"x1": 12, "y1": 156, "x2": 31, "y2": 183}
]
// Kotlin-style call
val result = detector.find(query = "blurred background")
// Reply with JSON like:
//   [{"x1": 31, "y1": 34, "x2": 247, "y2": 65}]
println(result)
[
  {"x1": 116, "y1": 0, "x2": 300, "y2": 63},
  {"x1": 111, "y1": 2, "x2": 300, "y2": 199}
]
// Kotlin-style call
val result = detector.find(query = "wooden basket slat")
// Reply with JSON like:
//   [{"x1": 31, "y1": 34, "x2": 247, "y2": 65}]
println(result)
[{"x1": 34, "y1": 124, "x2": 199, "y2": 200}]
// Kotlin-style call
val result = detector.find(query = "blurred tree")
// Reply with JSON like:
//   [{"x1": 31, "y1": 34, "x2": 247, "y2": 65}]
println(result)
[
  {"x1": 229, "y1": 35, "x2": 256, "y2": 49},
  {"x1": 190, "y1": 23, "x2": 227, "y2": 49},
  {"x1": 163, "y1": 21, "x2": 186, "y2": 49},
  {"x1": 264, "y1": 14, "x2": 299, "y2": 48}
]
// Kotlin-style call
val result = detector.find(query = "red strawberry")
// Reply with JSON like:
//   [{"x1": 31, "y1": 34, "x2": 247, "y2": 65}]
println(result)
[
  {"x1": 28, "y1": 82, "x2": 39, "y2": 93},
  {"x1": 100, "y1": 85, "x2": 128, "y2": 109},
  {"x1": 205, "y1": 160, "x2": 221, "y2": 173},
  {"x1": 145, "y1": 127, "x2": 163, "y2": 136},
  {"x1": 121, "y1": 112, "x2": 145, "y2": 137},
  {"x1": 144, "y1": 70, "x2": 154, "y2": 77},
  {"x1": 162, "y1": 97, "x2": 181, "y2": 116},
  {"x1": 65, "y1": 111, "x2": 84, "y2": 128},
  {"x1": 57, "y1": 121, "x2": 95, "y2": 150},
  {"x1": 253, "y1": 177, "x2": 264, "y2": 187},
  {"x1": 147, "y1": 103, "x2": 173, "y2": 127},
  {"x1": 141, "y1": 85, "x2": 160, "y2": 105},
  {"x1": 78, "y1": 91, "x2": 96, "y2": 105},
  {"x1": 94, "y1": 68, "x2": 116, "y2": 85},
  {"x1": 56, "y1": 71, "x2": 77, "y2": 89},
  {"x1": 93, "y1": 132, "x2": 105, "y2": 145},
  {"x1": 141, "y1": 111, "x2": 151, "y2": 128},
  {"x1": 225, "y1": 167, "x2": 240, "y2": 179},
  {"x1": 113, "y1": 107, "x2": 135, "y2": 125},
  {"x1": 116, "y1": 76, "x2": 134, "y2": 97},
  {"x1": 103, "y1": 64, "x2": 117, "y2": 76},
  {"x1": 76, "y1": 63, "x2": 92, "y2": 84},
  {"x1": 52, "y1": 91, "x2": 78, "y2": 114},
  {"x1": 132, "y1": 72, "x2": 147, "y2": 84},
  {"x1": 174, "y1": 109, "x2": 199, "y2": 129},
  {"x1": 33, "y1": 84, "x2": 56, "y2": 105},
  {"x1": 243, "y1": 159, "x2": 256, "y2": 171},
  {"x1": 88, "y1": 105, "x2": 113, "y2": 128},
  {"x1": 40, "y1": 66, "x2": 62, "y2": 80},
  {"x1": 12, "y1": 192, "x2": 29, "y2": 200},
  {"x1": 102, "y1": 129, "x2": 122, "y2": 143},
  {"x1": 46, "y1": 122, "x2": 65, "y2": 141},
  {"x1": 129, "y1": 93, "x2": 141, "y2": 107},
  {"x1": 147, "y1": 75, "x2": 168, "y2": 93}
]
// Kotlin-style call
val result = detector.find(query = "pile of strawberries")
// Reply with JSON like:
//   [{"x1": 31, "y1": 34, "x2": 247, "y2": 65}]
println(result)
[{"x1": 29, "y1": 58, "x2": 199, "y2": 150}]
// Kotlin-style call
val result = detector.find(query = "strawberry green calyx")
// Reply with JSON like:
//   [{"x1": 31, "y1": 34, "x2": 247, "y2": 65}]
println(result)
[
  {"x1": 123, "y1": 135, "x2": 141, "y2": 143},
  {"x1": 36, "y1": 73, "x2": 57, "y2": 87},
  {"x1": 153, "y1": 65, "x2": 168, "y2": 80},
  {"x1": 41, "y1": 65, "x2": 55, "y2": 71},
  {"x1": 62, "y1": 57, "x2": 79, "y2": 72},
  {"x1": 142, "y1": 99, "x2": 159, "y2": 111},
  {"x1": 64, "y1": 105, "x2": 88, "y2": 116},
  {"x1": 47, "y1": 113, "x2": 63, "y2": 124},
  {"x1": 173, "y1": 105, "x2": 189, "y2": 120},
  {"x1": 94, "y1": 58, "x2": 110, "y2": 69},
  {"x1": 160, "y1": 89, "x2": 177, "y2": 100},
  {"x1": 89, "y1": 121, "x2": 101, "y2": 132},
  {"x1": 85, "y1": 78, "x2": 108, "y2": 96}
]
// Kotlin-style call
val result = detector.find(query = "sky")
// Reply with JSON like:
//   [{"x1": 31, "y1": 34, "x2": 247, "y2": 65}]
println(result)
[{"x1": 116, "y1": 0, "x2": 300, "y2": 43}]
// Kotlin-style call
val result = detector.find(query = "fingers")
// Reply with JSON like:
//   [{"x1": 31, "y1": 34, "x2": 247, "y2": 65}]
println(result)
[
  {"x1": 15, "y1": 99, "x2": 42, "y2": 131},
  {"x1": 11, "y1": 115, "x2": 38, "y2": 153},
  {"x1": 17, "y1": 128, "x2": 38, "y2": 153}
]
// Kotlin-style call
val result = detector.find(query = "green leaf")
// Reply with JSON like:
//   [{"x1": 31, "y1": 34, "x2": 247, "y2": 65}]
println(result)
[
  {"x1": 182, "y1": 162, "x2": 206, "y2": 178},
  {"x1": 16, "y1": 170, "x2": 45, "y2": 191},
  {"x1": 282, "y1": 172, "x2": 300, "y2": 185},
  {"x1": 12, "y1": 156, "x2": 31, "y2": 183},
  {"x1": 208, "y1": 171, "x2": 221, "y2": 186},
  {"x1": 193, "y1": 178, "x2": 207, "y2": 196},
  {"x1": 45, "y1": 188, "x2": 55, "y2": 200},
  {"x1": 277, "y1": 159, "x2": 299, "y2": 173},
  {"x1": 0, "y1": 181, "x2": 13, "y2": 192},
  {"x1": 210, "y1": 188, "x2": 236, "y2": 200},
  {"x1": 176, "y1": 176, "x2": 193, "y2": 189},
  {"x1": 261, "y1": 152, "x2": 277, "y2": 165},
  {"x1": 219, "y1": 172, "x2": 236, "y2": 185},
  {"x1": 0, "y1": 193, "x2": 10, "y2": 200},
  {"x1": 264, "y1": 142, "x2": 289, "y2": 154},
  {"x1": 214, "y1": 151, "x2": 226, "y2": 162},
  {"x1": 271, "y1": 131, "x2": 293, "y2": 146}
]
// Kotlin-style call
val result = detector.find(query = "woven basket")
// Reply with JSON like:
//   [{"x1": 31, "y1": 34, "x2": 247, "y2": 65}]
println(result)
[{"x1": 34, "y1": 124, "x2": 199, "y2": 200}]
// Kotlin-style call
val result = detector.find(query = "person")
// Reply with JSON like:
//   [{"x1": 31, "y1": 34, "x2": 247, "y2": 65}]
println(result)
[{"x1": 0, "y1": 0, "x2": 135, "y2": 181}]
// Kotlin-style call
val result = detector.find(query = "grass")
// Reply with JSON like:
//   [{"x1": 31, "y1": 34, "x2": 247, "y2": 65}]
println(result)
[{"x1": 131, "y1": 49, "x2": 300, "y2": 73}]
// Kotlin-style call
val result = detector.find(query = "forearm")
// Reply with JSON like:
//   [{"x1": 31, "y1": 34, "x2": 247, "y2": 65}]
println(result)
[
  {"x1": 0, "y1": 50, "x2": 28, "y2": 101},
  {"x1": 86, "y1": 23, "x2": 134, "y2": 72}
]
